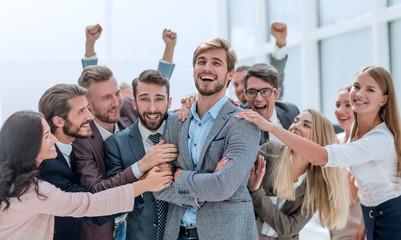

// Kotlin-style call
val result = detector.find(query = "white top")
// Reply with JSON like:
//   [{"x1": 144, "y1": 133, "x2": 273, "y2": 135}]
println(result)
[
  {"x1": 55, "y1": 142, "x2": 72, "y2": 168},
  {"x1": 325, "y1": 122, "x2": 401, "y2": 206},
  {"x1": 269, "y1": 107, "x2": 284, "y2": 144},
  {"x1": 336, "y1": 131, "x2": 346, "y2": 144}
]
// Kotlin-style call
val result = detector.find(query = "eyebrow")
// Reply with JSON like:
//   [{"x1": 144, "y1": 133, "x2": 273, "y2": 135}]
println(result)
[
  {"x1": 304, "y1": 120, "x2": 312, "y2": 124},
  {"x1": 197, "y1": 56, "x2": 223, "y2": 63}
]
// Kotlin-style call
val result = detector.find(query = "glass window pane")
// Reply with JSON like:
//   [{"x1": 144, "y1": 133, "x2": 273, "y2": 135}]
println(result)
[
  {"x1": 280, "y1": 46, "x2": 302, "y2": 111},
  {"x1": 389, "y1": 19, "x2": 401, "y2": 112},
  {"x1": 320, "y1": 28, "x2": 373, "y2": 123},
  {"x1": 268, "y1": 0, "x2": 302, "y2": 36},
  {"x1": 388, "y1": 0, "x2": 401, "y2": 6},
  {"x1": 318, "y1": 0, "x2": 372, "y2": 27},
  {"x1": 229, "y1": 0, "x2": 256, "y2": 55}
]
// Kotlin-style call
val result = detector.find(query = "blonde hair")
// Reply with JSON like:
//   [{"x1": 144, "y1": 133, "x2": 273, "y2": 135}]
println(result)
[
  {"x1": 273, "y1": 109, "x2": 349, "y2": 229},
  {"x1": 351, "y1": 66, "x2": 401, "y2": 175}
]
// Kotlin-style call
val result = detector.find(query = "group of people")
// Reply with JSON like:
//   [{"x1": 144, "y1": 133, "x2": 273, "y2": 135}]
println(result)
[{"x1": 0, "y1": 22, "x2": 400, "y2": 240}]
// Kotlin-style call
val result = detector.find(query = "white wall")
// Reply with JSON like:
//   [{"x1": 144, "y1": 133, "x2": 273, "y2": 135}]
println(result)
[{"x1": 0, "y1": 0, "x2": 225, "y2": 124}]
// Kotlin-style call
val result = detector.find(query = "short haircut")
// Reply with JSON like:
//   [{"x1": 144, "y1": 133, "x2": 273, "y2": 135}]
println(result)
[
  {"x1": 38, "y1": 84, "x2": 87, "y2": 133},
  {"x1": 192, "y1": 38, "x2": 237, "y2": 72},
  {"x1": 132, "y1": 69, "x2": 170, "y2": 98},
  {"x1": 119, "y1": 82, "x2": 131, "y2": 90},
  {"x1": 243, "y1": 63, "x2": 279, "y2": 89},
  {"x1": 78, "y1": 65, "x2": 114, "y2": 94},
  {"x1": 235, "y1": 65, "x2": 249, "y2": 72}
]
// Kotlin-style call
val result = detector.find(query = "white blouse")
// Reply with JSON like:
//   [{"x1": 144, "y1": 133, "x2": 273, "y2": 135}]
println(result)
[{"x1": 325, "y1": 122, "x2": 401, "y2": 207}]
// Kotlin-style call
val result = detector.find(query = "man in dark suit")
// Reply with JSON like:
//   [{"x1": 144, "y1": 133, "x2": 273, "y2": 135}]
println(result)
[
  {"x1": 37, "y1": 83, "x2": 129, "y2": 240},
  {"x1": 243, "y1": 63, "x2": 300, "y2": 144},
  {"x1": 73, "y1": 66, "x2": 177, "y2": 240},
  {"x1": 104, "y1": 69, "x2": 177, "y2": 240}
]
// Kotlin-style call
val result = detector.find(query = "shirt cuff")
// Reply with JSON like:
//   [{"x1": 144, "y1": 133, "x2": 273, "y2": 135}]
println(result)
[
  {"x1": 271, "y1": 45, "x2": 287, "y2": 60},
  {"x1": 131, "y1": 163, "x2": 144, "y2": 179},
  {"x1": 83, "y1": 54, "x2": 98, "y2": 60}
]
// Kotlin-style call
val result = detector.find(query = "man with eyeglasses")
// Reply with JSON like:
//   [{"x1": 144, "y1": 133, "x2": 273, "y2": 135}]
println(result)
[{"x1": 243, "y1": 63, "x2": 299, "y2": 144}]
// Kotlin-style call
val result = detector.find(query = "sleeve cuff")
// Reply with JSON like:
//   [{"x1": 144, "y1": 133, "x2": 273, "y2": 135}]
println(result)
[
  {"x1": 131, "y1": 163, "x2": 144, "y2": 179},
  {"x1": 271, "y1": 45, "x2": 287, "y2": 60},
  {"x1": 82, "y1": 54, "x2": 98, "y2": 60}
]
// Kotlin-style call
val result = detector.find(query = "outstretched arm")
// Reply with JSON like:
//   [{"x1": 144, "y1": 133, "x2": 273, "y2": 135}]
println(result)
[
  {"x1": 236, "y1": 109, "x2": 328, "y2": 165},
  {"x1": 270, "y1": 22, "x2": 288, "y2": 99}
]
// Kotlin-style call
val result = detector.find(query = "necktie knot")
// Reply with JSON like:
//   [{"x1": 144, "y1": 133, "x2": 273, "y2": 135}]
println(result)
[{"x1": 148, "y1": 133, "x2": 162, "y2": 145}]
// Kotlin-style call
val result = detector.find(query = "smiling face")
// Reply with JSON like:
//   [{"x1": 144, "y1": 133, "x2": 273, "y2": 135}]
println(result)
[
  {"x1": 233, "y1": 69, "x2": 247, "y2": 103},
  {"x1": 289, "y1": 111, "x2": 312, "y2": 140},
  {"x1": 193, "y1": 48, "x2": 234, "y2": 97},
  {"x1": 87, "y1": 76, "x2": 122, "y2": 124},
  {"x1": 350, "y1": 72, "x2": 388, "y2": 117},
  {"x1": 133, "y1": 82, "x2": 171, "y2": 131},
  {"x1": 36, "y1": 118, "x2": 58, "y2": 166},
  {"x1": 63, "y1": 96, "x2": 94, "y2": 138},
  {"x1": 334, "y1": 90, "x2": 354, "y2": 132},
  {"x1": 245, "y1": 76, "x2": 280, "y2": 120}
]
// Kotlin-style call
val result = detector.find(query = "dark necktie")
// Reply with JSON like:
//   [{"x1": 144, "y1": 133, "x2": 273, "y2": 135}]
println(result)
[{"x1": 148, "y1": 133, "x2": 168, "y2": 240}]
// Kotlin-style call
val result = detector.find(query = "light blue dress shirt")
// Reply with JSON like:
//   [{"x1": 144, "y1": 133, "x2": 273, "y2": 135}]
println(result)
[{"x1": 180, "y1": 95, "x2": 228, "y2": 227}]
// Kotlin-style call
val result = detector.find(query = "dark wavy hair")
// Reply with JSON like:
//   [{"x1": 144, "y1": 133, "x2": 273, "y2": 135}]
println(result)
[{"x1": 0, "y1": 111, "x2": 46, "y2": 210}]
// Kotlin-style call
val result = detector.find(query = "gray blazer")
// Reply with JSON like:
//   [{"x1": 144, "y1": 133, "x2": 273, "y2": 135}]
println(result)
[
  {"x1": 251, "y1": 142, "x2": 314, "y2": 240},
  {"x1": 155, "y1": 101, "x2": 261, "y2": 240},
  {"x1": 104, "y1": 120, "x2": 159, "y2": 240}
]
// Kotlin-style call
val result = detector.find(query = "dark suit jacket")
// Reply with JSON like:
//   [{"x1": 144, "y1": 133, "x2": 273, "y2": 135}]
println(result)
[
  {"x1": 259, "y1": 101, "x2": 300, "y2": 144},
  {"x1": 38, "y1": 146, "x2": 118, "y2": 240},
  {"x1": 104, "y1": 120, "x2": 159, "y2": 240},
  {"x1": 251, "y1": 142, "x2": 314, "y2": 240},
  {"x1": 72, "y1": 110, "x2": 137, "y2": 240}
]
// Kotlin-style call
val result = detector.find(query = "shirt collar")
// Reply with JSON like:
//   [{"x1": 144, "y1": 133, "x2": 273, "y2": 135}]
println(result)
[
  {"x1": 56, "y1": 141, "x2": 72, "y2": 156},
  {"x1": 190, "y1": 95, "x2": 228, "y2": 121},
  {"x1": 93, "y1": 120, "x2": 120, "y2": 141},
  {"x1": 269, "y1": 106, "x2": 280, "y2": 125},
  {"x1": 138, "y1": 119, "x2": 166, "y2": 142}
]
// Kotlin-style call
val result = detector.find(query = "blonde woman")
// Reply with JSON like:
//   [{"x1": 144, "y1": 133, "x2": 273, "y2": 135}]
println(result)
[
  {"x1": 238, "y1": 66, "x2": 401, "y2": 240},
  {"x1": 331, "y1": 85, "x2": 363, "y2": 240},
  {"x1": 249, "y1": 109, "x2": 349, "y2": 240}
]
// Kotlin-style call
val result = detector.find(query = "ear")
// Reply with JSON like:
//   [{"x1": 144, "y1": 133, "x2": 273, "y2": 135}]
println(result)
[
  {"x1": 274, "y1": 88, "x2": 281, "y2": 100},
  {"x1": 132, "y1": 98, "x2": 138, "y2": 111},
  {"x1": 380, "y1": 95, "x2": 388, "y2": 107},
  {"x1": 52, "y1": 116, "x2": 65, "y2": 128},
  {"x1": 168, "y1": 97, "x2": 172, "y2": 109},
  {"x1": 227, "y1": 69, "x2": 235, "y2": 82}
]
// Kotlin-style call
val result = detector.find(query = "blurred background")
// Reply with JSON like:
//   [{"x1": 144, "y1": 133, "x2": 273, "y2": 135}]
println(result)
[{"x1": 1, "y1": 0, "x2": 401, "y2": 125}]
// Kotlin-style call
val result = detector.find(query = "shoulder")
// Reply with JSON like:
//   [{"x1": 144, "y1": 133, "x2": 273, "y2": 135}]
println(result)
[{"x1": 275, "y1": 100, "x2": 299, "y2": 112}]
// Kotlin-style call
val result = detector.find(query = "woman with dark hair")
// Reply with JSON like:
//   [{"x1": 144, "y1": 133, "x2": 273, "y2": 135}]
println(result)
[
  {"x1": 237, "y1": 66, "x2": 401, "y2": 240},
  {"x1": 0, "y1": 111, "x2": 172, "y2": 240}
]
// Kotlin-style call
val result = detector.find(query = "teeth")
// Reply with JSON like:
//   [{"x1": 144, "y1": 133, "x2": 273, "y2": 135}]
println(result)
[
  {"x1": 50, "y1": 146, "x2": 55, "y2": 151},
  {"x1": 147, "y1": 115, "x2": 158, "y2": 119},
  {"x1": 201, "y1": 76, "x2": 214, "y2": 80}
]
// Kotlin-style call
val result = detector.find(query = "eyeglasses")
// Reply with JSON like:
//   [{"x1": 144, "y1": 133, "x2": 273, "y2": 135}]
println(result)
[{"x1": 245, "y1": 88, "x2": 276, "y2": 98}]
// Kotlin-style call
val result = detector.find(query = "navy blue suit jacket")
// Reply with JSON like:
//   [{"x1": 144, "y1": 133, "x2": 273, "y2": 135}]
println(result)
[{"x1": 39, "y1": 146, "x2": 119, "y2": 240}]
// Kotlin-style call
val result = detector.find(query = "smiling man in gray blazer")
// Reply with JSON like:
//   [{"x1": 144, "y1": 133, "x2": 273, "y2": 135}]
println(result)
[{"x1": 155, "y1": 38, "x2": 261, "y2": 240}]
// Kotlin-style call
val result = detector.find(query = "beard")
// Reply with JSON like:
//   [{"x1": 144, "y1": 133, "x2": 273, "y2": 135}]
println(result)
[
  {"x1": 195, "y1": 73, "x2": 228, "y2": 96},
  {"x1": 91, "y1": 104, "x2": 122, "y2": 124},
  {"x1": 137, "y1": 110, "x2": 168, "y2": 131},
  {"x1": 63, "y1": 119, "x2": 92, "y2": 138}
]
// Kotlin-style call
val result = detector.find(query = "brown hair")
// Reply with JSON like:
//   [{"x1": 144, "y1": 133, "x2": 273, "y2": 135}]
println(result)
[
  {"x1": 132, "y1": 69, "x2": 170, "y2": 99},
  {"x1": 78, "y1": 65, "x2": 114, "y2": 95},
  {"x1": 38, "y1": 84, "x2": 87, "y2": 133},
  {"x1": 243, "y1": 63, "x2": 279, "y2": 89},
  {"x1": 0, "y1": 111, "x2": 47, "y2": 210},
  {"x1": 192, "y1": 38, "x2": 237, "y2": 72}
]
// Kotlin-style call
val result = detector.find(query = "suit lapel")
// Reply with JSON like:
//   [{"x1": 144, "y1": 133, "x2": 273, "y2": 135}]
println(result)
[
  {"x1": 276, "y1": 105, "x2": 291, "y2": 130},
  {"x1": 128, "y1": 121, "x2": 146, "y2": 163},
  {"x1": 197, "y1": 102, "x2": 233, "y2": 171},
  {"x1": 180, "y1": 115, "x2": 195, "y2": 170},
  {"x1": 55, "y1": 145, "x2": 70, "y2": 169}
]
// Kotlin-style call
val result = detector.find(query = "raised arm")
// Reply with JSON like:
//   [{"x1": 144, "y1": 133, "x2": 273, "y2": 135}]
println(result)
[
  {"x1": 157, "y1": 29, "x2": 176, "y2": 79},
  {"x1": 82, "y1": 24, "x2": 102, "y2": 68},
  {"x1": 270, "y1": 22, "x2": 288, "y2": 99}
]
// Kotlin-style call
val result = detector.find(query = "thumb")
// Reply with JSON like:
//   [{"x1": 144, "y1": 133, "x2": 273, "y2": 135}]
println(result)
[{"x1": 157, "y1": 139, "x2": 165, "y2": 145}]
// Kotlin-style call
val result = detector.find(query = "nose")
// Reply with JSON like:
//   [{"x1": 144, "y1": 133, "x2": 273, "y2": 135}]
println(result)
[
  {"x1": 85, "y1": 108, "x2": 94, "y2": 120},
  {"x1": 255, "y1": 91, "x2": 264, "y2": 101},
  {"x1": 111, "y1": 94, "x2": 122, "y2": 107},
  {"x1": 51, "y1": 133, "x2": 58, "y2": 143},
  {"x1": 149, "y1": 100, "x2": 157, "y2": 112}
]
